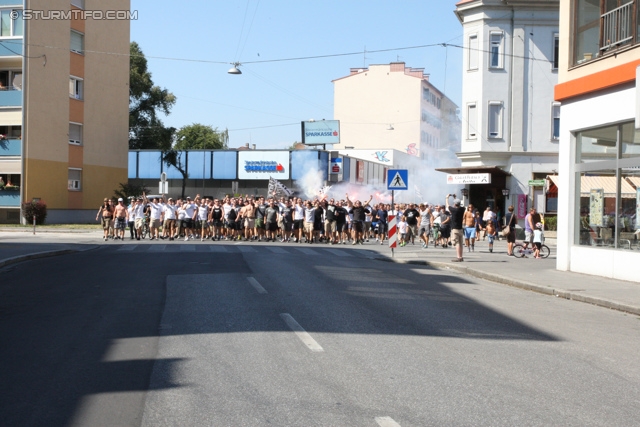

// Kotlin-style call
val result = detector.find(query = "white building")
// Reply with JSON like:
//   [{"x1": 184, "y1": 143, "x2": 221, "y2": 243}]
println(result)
[
  {"x1": 332, "y1": 62, "x2": 460, "y2": 164},
  {"x1": 554, "y1": 0, "x2": 640, "y2": 282},
  {"x1": 451, "y1": 0, "x2": 560, "y2": 216}
]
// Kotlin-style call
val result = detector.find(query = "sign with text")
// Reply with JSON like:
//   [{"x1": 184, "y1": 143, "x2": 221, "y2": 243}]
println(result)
[
  {"x1": 330, "y1": 158, "x2": 342, "y2": 174},
  {"x1": 301, "y1": 120, "x2": 340, "y2": 145},
  {"x1": 446, "y1": 173, "x2": 491, "y2": 184},
  {"x1": 238, "y1": 151, "x2": 290, "y2": 180},
  {"x1": 528, "y1": 179, "x2": 546, "y2": 187}
]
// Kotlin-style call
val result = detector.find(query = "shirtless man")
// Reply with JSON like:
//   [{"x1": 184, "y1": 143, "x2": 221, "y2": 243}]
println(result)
[
  {"x1": 243, "y1": 198, "x2": 256, "y2": 241},
  {"x1": 463, "y1": 204, "x2": 477, "y2": 252},
  {"x1": 113, "y1": 198, "x2": 129, "y2": 240}
]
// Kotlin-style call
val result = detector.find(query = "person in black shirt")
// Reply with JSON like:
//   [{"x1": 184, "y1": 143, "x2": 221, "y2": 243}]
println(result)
[
  {"x1": 264, "y1": 198, "x2": 280, "y2": 242},
  {"x1": 324, "y1": 198, "x2": 338, "y2": 244},
  {"x1": 209, "y1": 199, "x2": 224, "y2": 240},
  {"x1": 280, "y1": 199, "x2": 293, "y2": 242},
  {"x1": 403, "y1": 203, "x2": 420, "y2": 245},
  {"x1": 346, "y1": 193, "x2": 372, "y2": 244},
  {"x1": 334, "y1": 201, "x2": 348, "y2": 244},
  {"x1": 446, "y1": 194, "x2": 465, "y2": 262},
  {"x1": 313, "y1": 200, "x2": 324, "y2": 242}
]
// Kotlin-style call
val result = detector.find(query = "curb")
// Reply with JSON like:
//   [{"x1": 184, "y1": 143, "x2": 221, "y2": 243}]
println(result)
[
  {"x1": 373, "y1": 256, "x2": 640, "y2": 316},
  {"x1": 0, "y1": 245, "x2": 100, "y2": 269}
]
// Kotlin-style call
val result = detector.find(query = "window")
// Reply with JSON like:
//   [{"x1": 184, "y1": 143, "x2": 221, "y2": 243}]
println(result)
[
  {"x1": 423, "y1": 87, "x2": 430, "y2": 101},
  {"x1": 468, "y1": 34, "x2": 479, "y2": 70},
  {"x1": 575, "y1": 122, "x2": 640, "y2": 249},
  {"x1": 70, "y1": 31, "x2": 84, "y2": 55},
  {"x1": 488, "y1": 102, "x2": 503, "y2": 138},
  {"x1": 0, "y1": 9, "x2": 22, "y2": 37},
  {"x1": 68, "y1": 168, "x2": 82, "y2": 191},
  {"x1": 69, "y1": 123, "x2": 82, "y2": 145},
  {"x1": 0, "y1": 70, "x2": 21, "y2": 90},
  {"x1": 553, "y1": 33, "x2": 559, "y2": 69},
  {"x1": 551, "y1": 102, "x2": 560, "y2": 140},
  {"x1": 71, "y1": 0, "x2": 85, "y2": 9},
  {"x1": 489, "y1": 32, "x2": 504, "y2": 68},
  {"x1": 69, "y1": 76, "x2": 83, "y2": 100},
  {"x1": 467, "y1": 103, "x2": 477, "y2": 139}
]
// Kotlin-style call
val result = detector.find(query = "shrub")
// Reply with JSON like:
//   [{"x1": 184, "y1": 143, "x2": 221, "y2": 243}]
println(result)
[
  {"x1": 545, "y1": 215, "x2": 557, "y2": 231},
  {"x1": 22, "y1": 200, "x2": 47, "y2": 225}
]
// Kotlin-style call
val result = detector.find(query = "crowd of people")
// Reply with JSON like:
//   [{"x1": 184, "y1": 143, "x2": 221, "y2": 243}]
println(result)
[{"x1": 96, "y1": 192, "x2": 518, "y2": 260}]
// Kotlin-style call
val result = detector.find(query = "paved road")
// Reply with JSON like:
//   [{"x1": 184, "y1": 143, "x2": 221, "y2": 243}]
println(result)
[{"x1": 1, "y1": 242, "x2": 639, "y2": 426}]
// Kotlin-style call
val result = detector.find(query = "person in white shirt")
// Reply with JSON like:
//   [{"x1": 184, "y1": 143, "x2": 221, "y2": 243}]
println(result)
[
  {"x1": 303, "y1": 200, "x2": 316, "y2": 243},
  {"x1": 144, "y1": 193, "x2": 164, "y2": 241},
  {"x1": 183, "y1": 196, "x2": 197, "y2": 240},
  {"x1": 197, "y1": 199, "x2": 210, "y2": 241},
  {"x1": 127, "y1": 199, "x2": 136, "y2": 240},
  {"x1": 132, "y1": 197, "x2": 146, "y2": 241},
  {"x1": 162, "y1": 198, "x2": 178, "y2": 240},
  {"x1": 293, "y1": 198, "x2": 305, "y2": 242}
]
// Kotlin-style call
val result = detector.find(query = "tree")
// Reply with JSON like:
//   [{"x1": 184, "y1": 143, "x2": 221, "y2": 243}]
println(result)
[
  {"x1": 162, "y1": 150, "x2": 188, "y2": 199},
  {"x1": 129, "y1": 41, "x2": 177, "y2": 150},
  {"x1": 174, "y1": 124, "x2": 229, "y2": 150},
  {"x1": 113, "y1": 182, "x2": 149, "y2": 202}
]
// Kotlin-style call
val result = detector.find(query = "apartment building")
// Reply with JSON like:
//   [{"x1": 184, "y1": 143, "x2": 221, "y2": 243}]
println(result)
[
  {"x1": 555, "y1": 0, "x2": 640, "y2": 281},
  {"x1": 451, "y1": 0, "x2": 559, "y2": 215},
  {"x1": 0, "y1": 0, "x2": 130, "y2": 223},
  {"x1": 332, "y1": 62, "x2": 461, "y2": 164}
]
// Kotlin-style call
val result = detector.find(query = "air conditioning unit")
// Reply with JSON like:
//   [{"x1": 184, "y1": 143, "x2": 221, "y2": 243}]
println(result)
[
  {"x1": 69, "y1": 139, "x2": 81, "y2": 145},
  {"x1": 68, "y1": 180, "x2": 80, "y2": 190}
]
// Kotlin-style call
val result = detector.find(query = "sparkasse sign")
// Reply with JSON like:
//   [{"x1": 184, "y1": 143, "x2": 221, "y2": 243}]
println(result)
[
  {"x1": 446, "y1": 173, "x2": 491, "y2": 184},
  {"x1": 301, "y1": 120, "x2": 340, "y2": 145}
]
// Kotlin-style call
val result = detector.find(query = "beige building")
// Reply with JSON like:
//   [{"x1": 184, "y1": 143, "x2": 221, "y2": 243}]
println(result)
[
  {"x1": 0, "y1": 0, "x2": 130, "y2": 223},
  {"x1": 332, "y1": 62, "x2": 460, "y2": 162}
]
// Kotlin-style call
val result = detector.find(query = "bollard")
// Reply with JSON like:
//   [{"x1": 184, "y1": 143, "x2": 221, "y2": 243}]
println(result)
[{"x1": 33, "y1": 215, "x2": 36, "y2": 235}]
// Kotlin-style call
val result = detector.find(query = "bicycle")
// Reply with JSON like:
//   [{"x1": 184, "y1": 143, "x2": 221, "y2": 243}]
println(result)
[
  {"x1": 513, "y1": 242, "x2": 550, "y2": 258},
  {"x1": 140, "y1": 217, "x2": 150, "y2": 239}
]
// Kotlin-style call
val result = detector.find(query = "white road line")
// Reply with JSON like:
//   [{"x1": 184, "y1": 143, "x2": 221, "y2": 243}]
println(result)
[
  {"x1": 375, "y1": 416, "x2": 402, "y2": 427},
  {"x1": 236, "y1": 245, "x2": 257, "y2": 253},
  {"x1": 208, "y1": 245, "x2": 229, "y2": 252},
  {"x1": 265, "y1": 246, "x2": 288, "y2": 254},
  {"x1": 247, "y1": 277, "x2": 267, "y2": 294},
  {"x1": 180, "y1": 245, "x2": 196, "y2": 252},
  {"x1": 325, "y1": 248, "x2": 353, "y2": 257},
  {"x1": 148, "y1": 244, "x2": 167, "y2": 251},
  {"x1": 279, "y1": 313, "x2": 324, "y2": 352},
  {"x1": 117, "y1": 245, "x2": 137, "y2": 251}
]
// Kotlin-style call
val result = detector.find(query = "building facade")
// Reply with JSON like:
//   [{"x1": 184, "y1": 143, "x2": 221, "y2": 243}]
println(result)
[
  {"x1": 0, "y1": 0, "x2": 130, "y2": 223},
  {"x1": 332, "y1": 62, "x2": 461, "y2": 163},
  {"x1": 452, "y1": 0, "x2": 560, "y2": 216},
  {"x1": 555, "y1": 0, "x2": 640, "y2": 281}
]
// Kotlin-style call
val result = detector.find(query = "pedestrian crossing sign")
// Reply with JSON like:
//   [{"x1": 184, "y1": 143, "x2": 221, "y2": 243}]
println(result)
[{"x1": 387, "y1": 169, "x2": 408, "y2": 190}]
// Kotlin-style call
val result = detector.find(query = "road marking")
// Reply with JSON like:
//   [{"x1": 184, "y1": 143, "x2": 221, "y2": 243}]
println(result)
[
  {"x1": 148, "y1": 244, "x2": 166, "y2": 251},
  {"x1": 296, "y1": 247, "x2": 320, "y2": 255},
  {"x1": 117, "y1": 245, "x2": 137, "y2": 251},
  {"x1": 375, "y1": 416, "x2": 402, "y2": 427},
  {"x1": 325, "y1": 248, "x2": 352, "y2": 257},
  {"x1": 208, "y1": 245, "x2": 229, "y2": 252},
  {"x1": 237, "y1": 245, "x2": 257, "y2": 253},
  {"x1": 279, "y1": 313, "x2": 324, "y2": 352},
  {"x1": 180, "y1": 245, "x2": 196, "y2": 252},
  {"x1": 247, "y1": 277, "x2": 267, "y2": 294},
  {"x1": 265, "y1": 246, "x2": 288, "y2": 254}
]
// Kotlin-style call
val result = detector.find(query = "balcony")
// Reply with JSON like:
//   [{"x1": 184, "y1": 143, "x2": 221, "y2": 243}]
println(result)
[
  {"x1": 0, "y1": 38, "x2": 22, "y2": 57},
  {"x1": 0, "y1": 188, "x2": 19, "y2": 207},
  {"x1": 601, "y1": 1, "x2": 634, "y2": 51},
  {"x1": 0, "y1": 88, "x2": 21, "y2": 107},
  {"x1": 0, "y1": 138, "x2": 20, "y2": 156}
]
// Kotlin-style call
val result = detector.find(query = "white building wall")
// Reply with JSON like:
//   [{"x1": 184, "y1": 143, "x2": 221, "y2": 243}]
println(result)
[{"x1": 558, "y1": 84, "x2": 640, "y2": 282}]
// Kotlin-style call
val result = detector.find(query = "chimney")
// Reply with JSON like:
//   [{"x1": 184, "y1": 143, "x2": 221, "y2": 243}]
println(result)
[
  {"x1": 252, "y1": 144, "x2": 256, "y2": 150},
  {"x1": 390, "y1": 62, "x2": 405, "y2": 72},
  {"x1": 245, "y1": 143, "x2": 249, "y2": 148}
]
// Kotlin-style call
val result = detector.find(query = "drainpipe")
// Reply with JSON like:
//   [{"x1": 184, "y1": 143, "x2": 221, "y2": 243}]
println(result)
[{"x1": 19, "y1": 0, "x2": 28, "y2": 224}]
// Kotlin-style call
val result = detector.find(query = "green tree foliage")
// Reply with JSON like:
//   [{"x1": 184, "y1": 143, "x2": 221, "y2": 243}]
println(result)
[
  {"x1": 162, "y1": 150, "x2": 188, "y2": 198},
  {"x1": 129, "y1": 41, "x2": 177, "y2": 150},
  {"x1": 174, "y1": 124, "x2": 229, "y2": 150},
  {"x1": 113, "y1": 182, "x2": 149, "y2": 202}
]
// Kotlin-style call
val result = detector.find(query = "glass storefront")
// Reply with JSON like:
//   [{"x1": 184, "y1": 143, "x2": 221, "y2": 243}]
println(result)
[{"x1": 575, "y1": 121, "x2": 640, "y2": 249}]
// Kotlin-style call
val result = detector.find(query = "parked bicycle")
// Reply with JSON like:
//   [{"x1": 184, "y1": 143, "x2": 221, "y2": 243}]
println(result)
[{"x1": 513, "y1": 242, "x2": 550, "y2": 258}]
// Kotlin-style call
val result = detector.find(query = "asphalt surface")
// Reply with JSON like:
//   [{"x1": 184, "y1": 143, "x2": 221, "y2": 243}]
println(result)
[
  {"x1": 1, "y1": 228, "x2": 639, "y2": 315},
  {"x1": 1, "y1": 230, "x2": 640, "y2": 426}
]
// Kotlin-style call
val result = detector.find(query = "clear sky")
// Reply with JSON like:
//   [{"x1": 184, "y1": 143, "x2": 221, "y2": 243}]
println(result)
[{"x1": 130, "y1": 0, "x2": 464, "y2": 149}]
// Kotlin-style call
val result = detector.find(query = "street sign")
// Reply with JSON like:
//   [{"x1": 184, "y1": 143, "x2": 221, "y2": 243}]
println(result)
[
  {"x1": 528, "y1": 179, "x2": 546, "y2": 186},
  {"x1": 387, "y1": 169, "x2": 408, "y2": 190},
  {"x1": 159, "y1": 181, "x2": 168, "y2": 194},
  {"x1": 446, "y1": 173, "x2": 491, "y2": 184}
]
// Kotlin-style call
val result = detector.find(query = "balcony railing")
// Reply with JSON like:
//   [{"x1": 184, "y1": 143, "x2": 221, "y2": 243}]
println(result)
[
  {"x1": 0, "y1": 88, "x2": 21, "y2": 107},
  {"x1": 601, "y1": 1, "x2": 634, "y2": 51},
  {"x1": 0, "y1": 138, "x2": 20, "y2": 156},
  {"x1": 0, "y1": 189, "x2": 20, "y2": 207}
]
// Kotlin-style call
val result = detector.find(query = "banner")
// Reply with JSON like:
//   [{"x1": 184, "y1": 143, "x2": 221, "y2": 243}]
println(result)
[{"x1": 268, "y1": 176, "x2": 293, "y2": 197}]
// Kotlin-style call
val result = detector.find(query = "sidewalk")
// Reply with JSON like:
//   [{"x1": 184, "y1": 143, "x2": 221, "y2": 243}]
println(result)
[{"x1": 1, "y1": 228, "x2": 639, "y2": 316}]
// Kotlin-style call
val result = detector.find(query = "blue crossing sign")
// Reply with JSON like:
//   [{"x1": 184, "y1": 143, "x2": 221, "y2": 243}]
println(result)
[{"x1": 387, "y1": 169, "x2": 408, "y2": 190}]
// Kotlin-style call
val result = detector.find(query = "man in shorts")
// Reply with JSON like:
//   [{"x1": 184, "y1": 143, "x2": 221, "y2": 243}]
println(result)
[
  {"x1": 324, "y1": 198, "x2": 338, "y2": 244},
  {"x1": 133, "y1": 197, "x2": 146, "y2": 241},
  {"x1": 144, "y1": 193, "x2": 164, "y2": 241},
  {"x1": 403, "y1": 203, "x2": 420, "y2": 245},
  {"x1": 255, "y1": 196, "x2": 267, "y2": 241},
  {"x1": 264, "y1": 198, "x2": 280, "y2": 242},
  {"x1": 462, "y1": 203, "x2": 477, "y2": 252},
  {"x1": 418, "y1": 203, "x2": 433, "y2": 248},
  {"x1": 113, "y1": 198, "x2": 129, "y2": 240},
  {"x1": 293, "y1": 198, "x2": 305, "y2": 243},
  {"x1": 446, "y1": 195, "x2": 465, "y2": 262}
]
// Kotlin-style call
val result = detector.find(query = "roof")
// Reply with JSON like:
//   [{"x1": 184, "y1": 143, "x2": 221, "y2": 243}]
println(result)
[
  {"x1": 546, "y1": 175, "x2": 637, "y2": 198},
  {"x1": 435, "y1": 166, "x2": 510, "y2": 176},
  {"x1": 456, "y1": 0, "x2": 477, "y2": 5}
]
